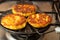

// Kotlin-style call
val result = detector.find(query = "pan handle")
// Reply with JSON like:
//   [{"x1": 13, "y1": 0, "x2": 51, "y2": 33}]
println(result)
[{"x1": 0, "y1": 11, "x2": 6, "y2": 13}]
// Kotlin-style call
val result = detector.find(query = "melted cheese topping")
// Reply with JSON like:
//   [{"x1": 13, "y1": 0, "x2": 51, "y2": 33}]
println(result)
[
  {"x1": 12, "y1": 4, "x2": 36, "y2": 16},
  {"x1": 28, "y1": 13, "x2": 52, "y2": 27},
  {"x1": 13, "y1": 4, "x2": 36, "y2": 13},
  {"x1": 32, "y1": 15, "x2": 35, "y2": 18},
  {"x1": 36, "y1": 14, "x2": 39, "y2": 19},
  {"x1": 1, "y1": 14, "x2": 26, "y2": 30}
]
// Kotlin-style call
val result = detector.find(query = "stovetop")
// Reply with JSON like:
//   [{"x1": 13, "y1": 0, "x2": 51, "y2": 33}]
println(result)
[{"x1": 0, "y1": 1, "x2": 60, "y2": 40}]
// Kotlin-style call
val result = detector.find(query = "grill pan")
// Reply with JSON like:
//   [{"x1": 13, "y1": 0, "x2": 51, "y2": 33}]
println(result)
[
  {"x1": 0, "y1": 1, "x2": 60, "y2": 40},
  {"x1": 0, "y1": 9, "x2": 58, "y2": 35},
  {"x1": 0, "y1": 1, "x2": 59, "y2": 35}
]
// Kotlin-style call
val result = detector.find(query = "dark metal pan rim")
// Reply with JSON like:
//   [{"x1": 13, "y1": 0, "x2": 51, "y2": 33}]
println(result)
[
  {"x1": 0, "y1": 11, "x2": 57, "y2": 35},
  {"x1": 0, "y1": 23, "x2": 50, "y2": 34}
]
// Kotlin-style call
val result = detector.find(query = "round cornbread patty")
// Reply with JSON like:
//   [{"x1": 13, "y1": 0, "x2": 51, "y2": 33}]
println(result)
[
  {"x1": 27, "y1": 13, "x2": 52, "y2": 28},
  {"x1": 1, "y1": 14, "x2": 26, "y2": 30},
  {"x1": 12, "y1": 4, "x2": 36, "y2": 17}
]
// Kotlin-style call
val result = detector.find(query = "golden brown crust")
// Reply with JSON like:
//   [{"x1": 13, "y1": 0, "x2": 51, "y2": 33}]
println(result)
[
  {"x1": 1, "y1": 14, "x2": 26, "y2": 30},
  {"x1": 12, "y1": 4, "x2": 36, "y2": 16},
  {"x1": 27, "y1": 13, "x2": 52, "y2": 28}
]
